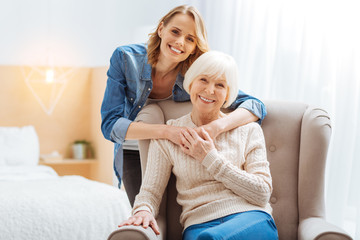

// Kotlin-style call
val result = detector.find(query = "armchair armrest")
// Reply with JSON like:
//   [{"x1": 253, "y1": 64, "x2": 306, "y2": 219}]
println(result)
[
  {"x1": 298, "y1": 217, "x2": 352, "y2": 240},
  {"x1": 107, "y1": 225, "x2": 159, "y2": 240}
]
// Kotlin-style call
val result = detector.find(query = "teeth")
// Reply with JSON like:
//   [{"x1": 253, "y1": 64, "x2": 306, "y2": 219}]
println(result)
[
  {"x1": 170, "y1": 46, "x2": 181, "y2": 54},
  {"x1": 199, "y1": 96, "x2": 214, "y2": 103}
]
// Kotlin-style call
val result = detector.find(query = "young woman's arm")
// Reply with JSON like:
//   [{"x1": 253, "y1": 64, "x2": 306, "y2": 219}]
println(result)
[
  {"x1": 229, "y1": 90, "x2": 267, "y2": 124},
  {"x1": 200, "y1": 107, "x2": 258, "y2": 139},
  {"x1": 125, "y1": 122, "x2": 185, "y2": 145},
  {"x1": 101, "y1": 47, "x2": 136, "y2": 144}
]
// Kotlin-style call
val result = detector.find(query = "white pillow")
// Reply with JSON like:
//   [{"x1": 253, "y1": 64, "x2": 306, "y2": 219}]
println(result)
[{"x1": 0, "y1": 126, "x2": 40, "y2": 166}]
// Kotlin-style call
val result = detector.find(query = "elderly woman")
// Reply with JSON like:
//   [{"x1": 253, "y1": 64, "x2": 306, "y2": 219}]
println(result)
[{"x1": 118, "y1": 51, "x2": 278, "y2": 240}]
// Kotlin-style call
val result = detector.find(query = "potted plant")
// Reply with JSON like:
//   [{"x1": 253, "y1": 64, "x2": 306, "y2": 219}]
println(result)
[{"x1": 72, "y1": 140, "x2": 94, "y2": 160}]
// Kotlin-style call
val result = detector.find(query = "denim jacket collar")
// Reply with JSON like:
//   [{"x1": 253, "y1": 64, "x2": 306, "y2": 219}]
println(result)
[{"x1": 175, "y1": 73, "x2": 185, "y2": 90}]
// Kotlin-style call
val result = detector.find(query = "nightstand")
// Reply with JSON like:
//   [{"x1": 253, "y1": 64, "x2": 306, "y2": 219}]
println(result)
[{"x1": 39, "y1": 159, "x2": 98, "y2": 180}]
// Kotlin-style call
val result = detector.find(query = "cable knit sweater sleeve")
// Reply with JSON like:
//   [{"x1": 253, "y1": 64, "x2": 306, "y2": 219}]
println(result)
[
  {"x1": 201, "y1": 123, "x2": 272, "y2": 207},
  {"x1": 132, "y1": 139, "x2": 173, "y2": 217}
]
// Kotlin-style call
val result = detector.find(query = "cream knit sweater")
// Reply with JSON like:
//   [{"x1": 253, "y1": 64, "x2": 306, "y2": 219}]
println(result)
[{"x1": 133, "y1": 113, "x2": 273, "y2": 230}]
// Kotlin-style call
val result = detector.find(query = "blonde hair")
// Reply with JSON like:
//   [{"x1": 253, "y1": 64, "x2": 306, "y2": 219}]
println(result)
[
  {"x1": 147, "y1": 5, "x2": 209, "y2": 75},
  {"x1": 183, "y1": 51, "x2": 239, "y2": 108}
]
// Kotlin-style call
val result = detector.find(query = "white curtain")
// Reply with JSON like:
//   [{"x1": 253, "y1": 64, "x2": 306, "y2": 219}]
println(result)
[{"x1": 193, "y1": 0, "x2": 360, "y2": 238}]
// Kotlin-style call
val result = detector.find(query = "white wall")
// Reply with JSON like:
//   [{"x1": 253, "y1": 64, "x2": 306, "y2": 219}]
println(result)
[{"x1": 0, "y1": 0, "x2": 192, "y2": 67}]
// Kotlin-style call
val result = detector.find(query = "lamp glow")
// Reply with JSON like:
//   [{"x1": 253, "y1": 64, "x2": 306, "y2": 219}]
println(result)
[{"x1": 45, "y1": 69, "x2": 54, "y2": 83}]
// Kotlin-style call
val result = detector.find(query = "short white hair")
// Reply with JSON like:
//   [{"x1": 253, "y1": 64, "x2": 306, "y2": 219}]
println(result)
[{"x1": 183, "y1": 51, "x2": 239, "y2": 108}]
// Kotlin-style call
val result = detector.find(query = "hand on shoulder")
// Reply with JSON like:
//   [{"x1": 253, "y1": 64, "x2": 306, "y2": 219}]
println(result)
[{"x1": 180, "y1": 127, "x2": 215, "y2": 162}]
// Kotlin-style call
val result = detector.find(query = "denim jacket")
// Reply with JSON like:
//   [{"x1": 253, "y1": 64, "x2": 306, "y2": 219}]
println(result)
[{"x1": 101, "y1": 43, "x2": 267, "y2": 186}]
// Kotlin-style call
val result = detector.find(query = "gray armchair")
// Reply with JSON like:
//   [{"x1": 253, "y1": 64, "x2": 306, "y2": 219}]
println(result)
[{"x1": 108, "y1": 100, "x2": 352, "y2": 240}]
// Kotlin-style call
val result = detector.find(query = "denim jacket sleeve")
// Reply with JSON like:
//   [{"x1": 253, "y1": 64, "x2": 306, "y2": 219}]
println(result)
[
  {"x1": 101, "y1": 49, "x2": 132, "y2": 144},
  {"x1": 227, "y1": 89, "x2": 267, "y2": 125}
]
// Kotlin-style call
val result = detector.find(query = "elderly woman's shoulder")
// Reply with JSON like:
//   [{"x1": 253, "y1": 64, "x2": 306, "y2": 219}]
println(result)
[
  {"x1": 249, "y1": 122, "x2": 263, "y2": 129},
  {"x1": 166, "y1": 113, "x2": 192, "y2": 127},
  {"x1": 231, "y1": 123, "x2": 265, "y2": 143},
  {"x1": 236, "y1": 122, "x2": 264, "y2": 134}
]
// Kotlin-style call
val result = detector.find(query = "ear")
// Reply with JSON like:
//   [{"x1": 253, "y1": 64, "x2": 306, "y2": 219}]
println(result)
[
  {"x1": 222, "y1": 91, "x2": 229, "y2": 107},
  {"x1": 225, "y1": 87, "x2": 230, "y2": 102},
  {"x1": 188, "y1": 82, "x2": 193, "y2": 92},
  {"x1": 158, "y1": 22, "x2": 164, "y2": 38}
]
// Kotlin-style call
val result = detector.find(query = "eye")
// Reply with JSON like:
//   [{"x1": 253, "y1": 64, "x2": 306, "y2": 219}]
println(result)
[
  {"x1": 200, "y1": 78, "x2": 207, "y2": 82},
  {"x1": 171, "y1": 29, "x2": 179, "y2": 35},
  {"x1": 187, "y1": 37, "x2": 195, "y2": 43},
  {"x1": 216, "y1": 83, "x2": 225, "y2": 88}
]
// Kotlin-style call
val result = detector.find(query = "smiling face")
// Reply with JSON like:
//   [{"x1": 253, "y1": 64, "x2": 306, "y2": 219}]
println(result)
[
  {"x1": 157, "y1": 13, "x2": 197, "y2": 65},
  {"x1": 189, "y1": 74, "x2": 229, "y2": 116}
]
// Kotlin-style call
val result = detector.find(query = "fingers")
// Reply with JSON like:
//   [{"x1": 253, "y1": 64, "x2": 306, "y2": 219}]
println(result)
[
  {"x1": 150, "y1": 219, "x2": 161, "y2": 235},
  {"x1": 187, "y1": 127, "x2": 200, "y2": 138},
  {"x1": 142, "y1": 217, "x2": 150, "y2": 228},
  {"x1": 118, "y1": 213, "x2": 160, "y2": 235},
  {"x1": 181, "y1": 128, "x2": 194, "y2": 142},
  {"x1": 133, "y1": 216, "x2": 143, "y2": 226},
  {"x1": 201, "y1": 127, "x2": 212, "y2": 141},
  {"x1": 118, "y1": 216, "x2": 136, "y2": 227},
  {"x1": 181, "y1": 127, "x2": 209, "y2": 151},
  {"x1": 181, "y1": 128, "x2": 194, "y2": 149},
  {"x1": 180, "y1": 131, "x2": 190, "y2": 149},
  {"x1": 181, "y1": 128, "x2": 202, "y2": 143},
  {"x1": 180, "y1": 142, "x2": 190, "y2": 154}
]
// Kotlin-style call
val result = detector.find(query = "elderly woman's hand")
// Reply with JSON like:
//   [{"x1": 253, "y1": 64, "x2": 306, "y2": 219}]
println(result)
[
  {"x1": 118, "y1": 210, "x2": 160, "y2": 235},
  {"x1": 165, "y1": 125, "x2": 189, "y2": 146},
  {"x1": 180, "y1": 127, "x2": 215, "y2": 162}
]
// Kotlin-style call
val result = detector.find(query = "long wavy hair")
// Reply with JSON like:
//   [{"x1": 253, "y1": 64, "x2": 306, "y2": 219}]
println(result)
[{"x1": 147, "y1": 5, "x2": 209, "y2": 75}]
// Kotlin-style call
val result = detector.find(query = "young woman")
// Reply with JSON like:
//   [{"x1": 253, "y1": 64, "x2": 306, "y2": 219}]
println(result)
[
  {"x1": 118, "y1": 51, "x2": 278, "y2": 239},
  {"x1": 101, "y1": 5, "x2": 267, "y2": 206}
]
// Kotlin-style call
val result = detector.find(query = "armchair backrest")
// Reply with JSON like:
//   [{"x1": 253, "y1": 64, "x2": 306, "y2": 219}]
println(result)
[{"x1": 262, "y1": 101, "x2": 331, "y2": 239}]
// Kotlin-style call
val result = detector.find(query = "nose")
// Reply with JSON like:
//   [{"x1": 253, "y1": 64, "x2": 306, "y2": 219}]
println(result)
[
  {"x1": 175, "y1": 36, "x2": 185, "y2": 47},
  {"x1": 205, "y1": 84, "x2": 215, "y2": 94}
]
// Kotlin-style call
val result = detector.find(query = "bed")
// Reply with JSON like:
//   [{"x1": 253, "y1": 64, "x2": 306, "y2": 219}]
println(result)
[{"x1": 0, "y1": 126, "x2": 131, "y2": 240}]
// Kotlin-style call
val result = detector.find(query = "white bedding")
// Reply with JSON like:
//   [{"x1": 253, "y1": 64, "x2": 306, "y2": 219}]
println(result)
[
  {"x1": 0, "y1": 166, "x2": 132, "y2": 240},
  {"x1": 0, "y1": 165, "x2": 58, "y2": 181}
]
